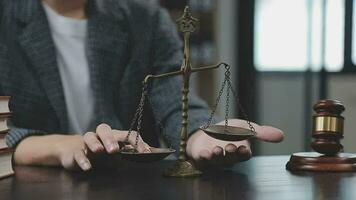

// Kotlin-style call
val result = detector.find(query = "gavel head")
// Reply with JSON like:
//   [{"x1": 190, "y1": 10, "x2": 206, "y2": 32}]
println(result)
[{"x1": 311, "y1": 99, "x2": 345, "y2": 156}]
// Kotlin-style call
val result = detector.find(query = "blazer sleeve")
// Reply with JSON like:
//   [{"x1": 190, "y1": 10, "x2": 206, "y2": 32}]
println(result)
[
  {"x1": 0, "y1": 41, "x2": 48, "y2": 148},
  {"x1": 5, "y1": 126, "x2": 48, "y2": 147},
  {"x1": 148, "y1": 7, "x2": 211, "y2": 150}
]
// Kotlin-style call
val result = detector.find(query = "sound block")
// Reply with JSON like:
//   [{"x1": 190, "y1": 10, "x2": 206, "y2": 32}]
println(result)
[{"x1": 286, "y1": 152, "x2": 356, "y2": 172}]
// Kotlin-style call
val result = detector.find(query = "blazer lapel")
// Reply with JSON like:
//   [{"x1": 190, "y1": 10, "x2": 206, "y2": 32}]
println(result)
[
  {"x1": 16, "y1": 0, "x2": 68, "y2": 132},
  {"x1": 86, "y1": 0, "x2": 129, "y2": 128},
  {"x1": 15, "y1": 0, "x2": 129, "y2": 131}
]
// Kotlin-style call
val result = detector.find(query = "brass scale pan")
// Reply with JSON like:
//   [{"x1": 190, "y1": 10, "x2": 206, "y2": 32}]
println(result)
[{"x1": 119, "y1": 125, "x2": 256, "y2": 163}]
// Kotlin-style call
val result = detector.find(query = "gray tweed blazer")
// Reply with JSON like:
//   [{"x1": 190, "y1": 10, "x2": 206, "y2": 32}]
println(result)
[{"x1": 0, "y1": 0, "x2": 209, "y2": 150}]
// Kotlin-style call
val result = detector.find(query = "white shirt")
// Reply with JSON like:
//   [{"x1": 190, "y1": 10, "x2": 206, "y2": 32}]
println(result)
[{"x1": 43, "y1": 3, "x2": 94, "y2": 134}]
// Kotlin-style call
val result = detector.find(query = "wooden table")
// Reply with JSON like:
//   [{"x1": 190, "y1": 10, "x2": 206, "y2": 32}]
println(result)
[{"x1": 1, "y1": 156, "x2": 356, "y2": 200}]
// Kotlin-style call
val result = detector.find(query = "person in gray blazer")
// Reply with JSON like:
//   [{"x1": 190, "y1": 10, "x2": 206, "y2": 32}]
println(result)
[{"x1": 0, "y1": 0, "x2": 283, "y2": 171}]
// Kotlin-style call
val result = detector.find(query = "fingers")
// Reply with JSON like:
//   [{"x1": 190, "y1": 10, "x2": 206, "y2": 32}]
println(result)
[
  {"x1": 194, "y1": 149, "x2": 213, "y2": 168},
  {"x1": 86, "y1": 123, "x2": 150, "y2": 155},
  {"x1": 83, "y1": 132, "x2": 105, "y2": 153},
  {"x1": 232, "y1": 145, "x2": 251, "y2": 162},
  {"x1": 213, "y1": 146, "x2": 224, "y2": 157},
  {"x1": 197, "y1": 146, "x2": 224, "y2": 161},
  {"x1": 96, "y1": 124, "x2": 120, "y2": 153},
  {"x1": 223, "y1": 119, "x2": 284, "y2": 143},
  {"x1": 224, "y1": 143, "x2": 239, "y2": 165},
  {"x1": 254, "y1": 125, "x2": 284, "y2": 143},
  {"x1": 196, "y1": 143, "x2": 252, "y2": 169},
  {"x1": 112, "y1": 130, "x2": 150, "y2": 153},
  {"x1": 221, "y1": 143, "x2": 251, "y2": 167},
  {"x1": 211, "y1": 146, "x2": 225, "y2": 166},
  {"x1": 199, "y1": 149, "x2": 213, "y2": 160},
  {"x1": 74, "y1": 149, "x2": 92, "y2": 171}
]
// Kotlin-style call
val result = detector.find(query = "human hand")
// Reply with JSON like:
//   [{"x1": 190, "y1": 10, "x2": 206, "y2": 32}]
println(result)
[
  {"x1": 56, "y1": 123, "x2": 150, "y2": 171},
  {"x1": 186, "y1": 119, "x2": 284, "y2": 169}
]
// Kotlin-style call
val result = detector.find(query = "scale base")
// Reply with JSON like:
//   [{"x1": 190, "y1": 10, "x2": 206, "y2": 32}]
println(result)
[
  {"x1": 164, "y1": 160, "x2": 202, "y2": 177},
  {"x1": 286, "y1": 152, "x2": 356, "y2": 172}
]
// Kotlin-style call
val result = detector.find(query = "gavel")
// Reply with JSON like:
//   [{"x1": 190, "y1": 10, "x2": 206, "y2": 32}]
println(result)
[
  {"x1": 311, "y1": 99, "x2": 344, "y2": 156},
  {"x1": 287, "y1": 99, "x2": 356, "y2": 172}
]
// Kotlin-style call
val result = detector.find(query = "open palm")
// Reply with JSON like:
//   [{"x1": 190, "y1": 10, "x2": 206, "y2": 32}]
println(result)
[{"x1": 186, "y1": 119, "x2": 284, "y2": 168}]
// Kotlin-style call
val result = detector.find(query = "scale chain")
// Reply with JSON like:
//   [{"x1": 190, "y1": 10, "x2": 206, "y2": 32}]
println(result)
[
  {"x1": 202, "y1": 64, "x2": 231, "y2": 129},
  {"x1": 126, "y1": 81, "x2": 170, "y2": 150},
  {"x1": 223, "y1": 64, "x2": 256, "y2": 133},
  {"x1": 145, "y1": 94, "x2": 170, "y2": 148},
  {"x1": 126, "y1": 82, "x2": 149, "y2": 148},
  {"x1": 203, "y1": 63, "x2": 256, "y2": 133},
  {"x1": 202, "y1": 78, "x2": 228, "y2": 129},
  {"x1": 225, "y1": 75, "x2": 230, "y2": 132},
  {"x1": 226, "y1": 74, "x2": 256, "y2": 133}
]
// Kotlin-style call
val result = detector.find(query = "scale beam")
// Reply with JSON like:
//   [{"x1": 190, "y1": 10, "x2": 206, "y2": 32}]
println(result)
[
  {"x1": 143, "y1": 63, "x2": 228, "y2": 84},
  {"x1": 143, "y1": 70, "x2": 183, "y2": 84},
  {"x1": 191, "y1": 63, "x2": 228, "y2": 73}
]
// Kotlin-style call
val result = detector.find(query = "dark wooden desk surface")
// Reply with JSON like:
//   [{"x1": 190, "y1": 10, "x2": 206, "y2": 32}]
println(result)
[{"x1": 1, "y1": 156, "x2": 356, "y2": 200}]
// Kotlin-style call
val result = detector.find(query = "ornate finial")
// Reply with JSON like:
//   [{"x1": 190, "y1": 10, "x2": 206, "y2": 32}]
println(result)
[{"x1": 176, "y1": 6, "x2": 199, "y2": 33}]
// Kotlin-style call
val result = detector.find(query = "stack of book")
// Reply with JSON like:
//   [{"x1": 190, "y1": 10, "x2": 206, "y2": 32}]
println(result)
[{"x1": 0, "y1": 96, "x2": 14, "y2": 179}]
